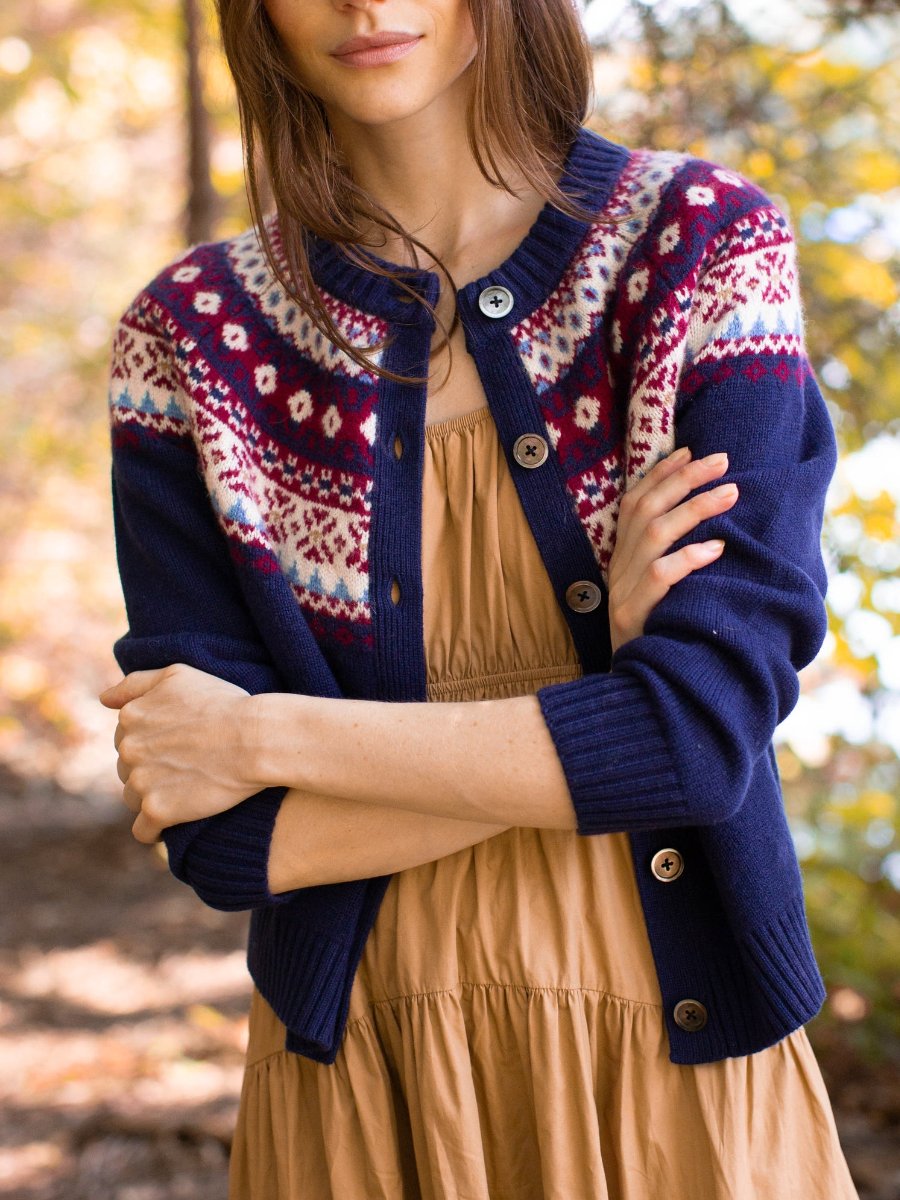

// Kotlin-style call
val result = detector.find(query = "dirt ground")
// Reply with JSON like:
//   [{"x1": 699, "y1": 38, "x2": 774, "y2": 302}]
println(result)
[{"x1": 2, "y1": 765, "x2": 898, "y2": 1199}]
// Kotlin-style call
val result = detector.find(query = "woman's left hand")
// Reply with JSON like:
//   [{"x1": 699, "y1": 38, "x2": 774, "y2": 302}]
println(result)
[{"x1": 98, "y1": 664, "x2": 260, "y2": 844}]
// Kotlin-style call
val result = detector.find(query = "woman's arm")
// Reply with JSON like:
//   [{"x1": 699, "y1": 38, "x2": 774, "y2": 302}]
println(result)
[
  {"x1": 254, "y1": 691, "x2": 576, "y2": 833},
  {"x1": 268, "y1": 787, "x2": 510, "y2": 892},
  {"x1": 105, "y1": 442, "x2": 737, "y2": 864},
  {"x1": 104, "y1": 279, "x2": 334, "y2": 910}
]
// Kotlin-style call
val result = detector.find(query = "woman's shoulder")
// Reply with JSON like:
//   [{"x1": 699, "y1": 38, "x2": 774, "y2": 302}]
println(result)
[
  {"x1": 602, "y1": 142, "x2": 803, "y2": 363},
  {"x1": 613, "y1": 141, "x2": 794, "y2": 268},
  {"x1": 112, "y1": 217, "x2": 282, "y2": 344}
]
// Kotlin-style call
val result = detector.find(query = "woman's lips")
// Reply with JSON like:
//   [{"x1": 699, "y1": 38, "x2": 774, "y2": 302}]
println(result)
[{"x1": 331, "y1": 36, "x2": 423, "y2": 68}]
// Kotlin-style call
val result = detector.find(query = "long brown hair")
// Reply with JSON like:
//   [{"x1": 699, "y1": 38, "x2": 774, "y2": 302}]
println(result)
[{"x1": 216, "y1": 0, "x2": 624, "y2": 386}]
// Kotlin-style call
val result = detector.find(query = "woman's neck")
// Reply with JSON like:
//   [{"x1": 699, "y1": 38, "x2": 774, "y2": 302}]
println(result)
[{"x1": 327, "y1": 102, "x2": 551, "y2": 274}]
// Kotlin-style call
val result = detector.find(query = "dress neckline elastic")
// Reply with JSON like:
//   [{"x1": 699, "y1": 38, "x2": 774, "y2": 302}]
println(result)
[{"x1": 424, "y1": 405, "x2": 492, "y2": 439}]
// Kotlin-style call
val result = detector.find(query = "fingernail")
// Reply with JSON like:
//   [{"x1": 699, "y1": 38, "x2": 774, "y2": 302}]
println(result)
[
  {"x1": 707, "y1": 453, "x2": 728, "y2": 467},
  {"x1": 702, "y1": 539, "x2": 726, "y2": 553},
  {"x1": 670, "y1": 446, "x2": 691, "y2": 461}
]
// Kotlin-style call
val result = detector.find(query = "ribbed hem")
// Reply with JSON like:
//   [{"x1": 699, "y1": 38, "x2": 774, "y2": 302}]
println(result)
[
  {"x1": 741, "y1": 889, "x2": 828, "y2": 1032},
  {"x1": 664, "y1": 889, "x2": 827, "y2": 1064},
  {"x1": 535, "y1": 671, "x2": 689, "y2": 834},
  {"x1": 161, "y1": 785, "x2": 302, "y2": 911},
  {"x1": 247, "y1": 874, "x2": 394, "y2": 1063}
]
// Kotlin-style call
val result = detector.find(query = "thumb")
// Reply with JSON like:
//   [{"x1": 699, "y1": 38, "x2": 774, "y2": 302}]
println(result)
[{"x1": 98, "y1": 669, "x2": 167, "y2": 708}]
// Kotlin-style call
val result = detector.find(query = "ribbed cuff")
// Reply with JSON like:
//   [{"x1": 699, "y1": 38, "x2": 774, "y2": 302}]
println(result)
[
  {"x1": 161, "y1": 785, "x2": 303, "y2": 911},
  {"x1": 535, "y1": 671, "x2": 688, "y2": 834}
]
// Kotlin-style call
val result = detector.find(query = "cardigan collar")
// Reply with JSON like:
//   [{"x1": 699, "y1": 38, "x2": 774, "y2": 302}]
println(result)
[{"x1": 300, "y1": 123, "x2": 631, "y2": 327}]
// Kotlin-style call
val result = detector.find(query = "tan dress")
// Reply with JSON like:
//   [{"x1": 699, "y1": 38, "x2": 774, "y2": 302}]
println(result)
[{"x1": 229, "y1": 404, "x2": 859, "y2": 1199}]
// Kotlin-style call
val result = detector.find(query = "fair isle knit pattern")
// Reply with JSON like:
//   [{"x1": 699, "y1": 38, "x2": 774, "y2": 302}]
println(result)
[
  {"x1": 111, "y1": 269, "x2": 383, "y2": 647},
  {"x1": 107, "y1": 125, "x2": 837, "y2": 1066},
  {"x1": 110, "y1": 144, "x2": 803, "y2": 629}
]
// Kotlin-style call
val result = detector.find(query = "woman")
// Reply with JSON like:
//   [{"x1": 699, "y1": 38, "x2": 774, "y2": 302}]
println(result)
[{"x1": 99, "y1": 0, "x2": 860, "y2": 1196}]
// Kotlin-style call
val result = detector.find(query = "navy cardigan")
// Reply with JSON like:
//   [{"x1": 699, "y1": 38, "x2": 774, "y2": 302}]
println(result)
[{"x1": 107, "y1": 124, "x2": 838, "y2": 1065}]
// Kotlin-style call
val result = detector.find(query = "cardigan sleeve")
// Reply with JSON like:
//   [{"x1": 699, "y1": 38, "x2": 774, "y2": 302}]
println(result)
[
  {"x1": 535, "y1": 199, "x2": 838, "y2": 834},
  {"x1": 107, "y1": 292, "x2": 305, "y2": 911}
]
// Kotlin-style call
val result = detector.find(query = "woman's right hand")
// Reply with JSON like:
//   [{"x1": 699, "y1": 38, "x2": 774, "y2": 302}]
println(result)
[{"x1": 607, "y1": 447, "x2": 739, "y2": 656}]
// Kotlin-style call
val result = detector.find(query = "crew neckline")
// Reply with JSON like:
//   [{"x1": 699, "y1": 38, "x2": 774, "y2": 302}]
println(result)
[{"x1": 298, "y1": 124, "x2": 631, "y2": 326}]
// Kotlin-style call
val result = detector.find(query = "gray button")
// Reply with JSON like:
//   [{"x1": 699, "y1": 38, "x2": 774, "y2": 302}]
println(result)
[
  {"x1": 673, "y1": 999, "x2": 708, "y2": 1032},
  {"x1": 478, "y1": 285, "x2": 514, "y2": 318},
  {"x1": 565, "y1": 580, "x2": 602, "y2": 613},
  {"x1": 513, "y1": 433, "x2": 548, "y2": 469},
  {"x1": 650, "y1": 848, "x2": 684, "y2": 882}
]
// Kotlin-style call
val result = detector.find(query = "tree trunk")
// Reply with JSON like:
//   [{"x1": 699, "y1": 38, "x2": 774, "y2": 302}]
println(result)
[{"x1": 183, "y1": 0, "x2": 218, "y2": 245}]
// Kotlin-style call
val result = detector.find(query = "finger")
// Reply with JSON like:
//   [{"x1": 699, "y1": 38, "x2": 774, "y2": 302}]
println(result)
[
  {"x1": 644, "y1": 481, "x2": 739, "y2": 553},
  {"x1": 615, "y1": 533, "x2": 726, "y2": 618},
  {"x1": 655, "y1": 539, "x2": 726, "y2": 589},
  {"x1": 626, "y1": 446, "x2": 692, "y2": 504},
  {"x1": 628, "y1": 452, "x2": 732, "y2": 525},
  {"x1": 120, "y1": 778, "x2": 142, "y2": 814},
  {"x1": 611, "y1": 481, "x2": 736, "y2": 604},
  {"x1": 132, "y1": 809, "x2": 162, "y2": 845},
  {"x1": 116, "y1": 757, "x2": 131, "y2": 785},
  {"x1": 98, "y1": 669, "x2": 168, "y2": 708}
]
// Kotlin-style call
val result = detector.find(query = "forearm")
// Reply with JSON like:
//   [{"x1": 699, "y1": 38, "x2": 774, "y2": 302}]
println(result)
[
  {"x1": 250, "y1": 692, "x2": 578, "y2": 830},
  {"x1": 267, "y1": 785, "x2": 511, "y2": 893}
]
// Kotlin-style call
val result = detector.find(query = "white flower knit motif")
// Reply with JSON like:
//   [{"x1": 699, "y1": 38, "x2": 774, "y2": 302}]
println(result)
[
  {"x1": 254, "y1": 364, "x2": 277, "y2": 394},
  {"x1": 322, "y1": 404, "x2": 342, "y2": 438},
  {"x1": 657, "y1": 222, "x2": 680, "y2": 255},
  {"x1": 222, "y1": 323, "x2": 249, "y2": 351},
  {"x1": 193, "y1": 291, "x2": 221, "y2": 315},
  {"x1": 685, "y1": 185, "x2": 716, "y2": 207},
  {"x1": 288, "y1": 389, "x2": 313, "y2": 423},
  {"x1": 712, "y1": 168, "x2": 746, "y2": 188},
  {"x1": 574, "y1": 395, "x2": 601, "y2": 430},
  {"x1": 626, "y1": 267, "x2": 649, "y2": 303},
  {"x1": 172, "y1": 265, "x2": 201, "y2": 283}
]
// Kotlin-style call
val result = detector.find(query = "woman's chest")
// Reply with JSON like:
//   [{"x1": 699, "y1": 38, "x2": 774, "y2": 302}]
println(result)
[
  {"x1": 424, "y1": 322, "x2": 489, "y2": 428},
  {"x1": 187, "y1": 303, "x2": 669, "y2": 676}
]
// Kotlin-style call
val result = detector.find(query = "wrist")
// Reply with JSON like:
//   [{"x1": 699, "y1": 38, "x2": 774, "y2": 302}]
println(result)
[
  {"x1": 240, "y1": 692, "x2": 283, "y2": 791},
  {"x1": 242, "y1": 691, "x2": 320, "y2": 794}
]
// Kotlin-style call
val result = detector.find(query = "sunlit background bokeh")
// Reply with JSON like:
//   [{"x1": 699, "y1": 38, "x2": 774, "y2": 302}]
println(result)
[{"x1": 1, "y1": 0, "x2": 898, "y2": 1195}]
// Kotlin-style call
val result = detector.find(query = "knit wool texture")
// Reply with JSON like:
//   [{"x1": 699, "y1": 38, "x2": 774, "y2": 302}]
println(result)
[{"x1": 107, "y1": 126, "x2": 838, "y2": 1065}]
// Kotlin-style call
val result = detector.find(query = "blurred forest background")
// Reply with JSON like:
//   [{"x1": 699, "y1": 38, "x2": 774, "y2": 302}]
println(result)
[{"x1": 1, "y1": 0, "x2": 899, "y2": 1196}]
